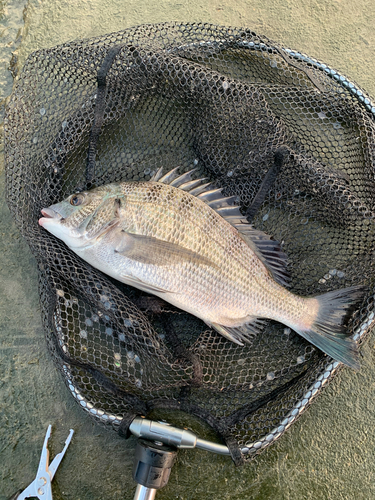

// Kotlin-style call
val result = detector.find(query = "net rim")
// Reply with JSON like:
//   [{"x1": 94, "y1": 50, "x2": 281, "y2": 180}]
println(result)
[{"x1": 41, "y1": 36, "x2": 375, "y2": 458}]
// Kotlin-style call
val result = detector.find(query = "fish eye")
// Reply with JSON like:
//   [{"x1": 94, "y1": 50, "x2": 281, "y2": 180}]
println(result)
[{"x1": 70, "y1": 193, "x2": 85, "y2": 206}]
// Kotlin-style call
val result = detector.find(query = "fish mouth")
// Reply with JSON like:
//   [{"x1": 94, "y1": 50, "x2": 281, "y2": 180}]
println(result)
[
  {"x1": 39, "y1": 207, "x2": 64, "y2": 226},
  {"x1": 41, "y1": 208, "x2": 63, "y2": 219}
]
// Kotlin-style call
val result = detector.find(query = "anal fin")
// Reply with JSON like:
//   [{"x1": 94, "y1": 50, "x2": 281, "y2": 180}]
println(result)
[{"x1": 211, "y1": 318, "x2": 266, "y2": 345}]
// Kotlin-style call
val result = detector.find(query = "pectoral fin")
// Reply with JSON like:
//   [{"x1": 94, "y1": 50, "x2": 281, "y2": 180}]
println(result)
[
  {"x1": 113, "y1": 229, "x2": 215, "y2": 269},
  {"x1": 121, "y1": 275, "x2": 171, "y2": 294}
]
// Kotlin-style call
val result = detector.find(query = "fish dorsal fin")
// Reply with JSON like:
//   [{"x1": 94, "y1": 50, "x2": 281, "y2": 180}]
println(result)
[
  {"x1": 150, "y1": 167, "x2": 289, "y2": 285},
  {"x1": 150, "y1": 166, "x2": 164, "y2": 182},
  {"x1": 152, "y1": 167, "x2": 243, "y2": 221},
  {"x1": 170, "y1": 169, "x2": 198, "y2": 187},
  {"x1": 234, "y1": 223, "x2": 290, "y2": 286},
  {"x1": 157, "y1": 166, "x2": 181, "y2": 184}
]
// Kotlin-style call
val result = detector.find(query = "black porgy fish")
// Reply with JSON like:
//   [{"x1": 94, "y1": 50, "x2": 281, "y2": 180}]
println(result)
[{"x1": 39, "y1": 167, "x2": 365, "y2": 369}]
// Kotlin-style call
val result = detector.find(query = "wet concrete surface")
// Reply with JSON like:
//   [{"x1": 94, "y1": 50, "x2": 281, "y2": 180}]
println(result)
[{"x1": 1, "y1": 0, "x2": 375, "y2": 499}]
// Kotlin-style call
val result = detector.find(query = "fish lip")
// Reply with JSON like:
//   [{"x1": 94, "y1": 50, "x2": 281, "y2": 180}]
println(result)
[{"x1": 40, "y1": 208, "x2": 63, "y2": 220}]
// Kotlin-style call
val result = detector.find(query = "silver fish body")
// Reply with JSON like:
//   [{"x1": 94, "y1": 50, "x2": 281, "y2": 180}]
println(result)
[{"x1": 39, "y1": 168, "x2": 365, "y2": 369}]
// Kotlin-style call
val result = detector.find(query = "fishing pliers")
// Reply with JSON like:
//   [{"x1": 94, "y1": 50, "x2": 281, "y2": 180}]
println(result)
[{"x1": 8, "y1": 425, "x2": 74, "y2": 500}]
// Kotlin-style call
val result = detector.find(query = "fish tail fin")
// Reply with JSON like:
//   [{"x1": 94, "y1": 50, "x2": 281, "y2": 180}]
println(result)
[{"x1": 294, "y1": 285, "x2": 367, "y2": 370}]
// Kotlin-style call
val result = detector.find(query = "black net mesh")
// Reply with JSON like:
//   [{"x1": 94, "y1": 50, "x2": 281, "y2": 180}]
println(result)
[{"x1": 4, "y1": 22, "x2": 375, "y2": 465}]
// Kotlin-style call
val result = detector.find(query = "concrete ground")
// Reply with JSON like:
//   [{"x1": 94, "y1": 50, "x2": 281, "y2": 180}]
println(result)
[{"x1": 1, "y1": 0, "x2": 375, "y2": 499}]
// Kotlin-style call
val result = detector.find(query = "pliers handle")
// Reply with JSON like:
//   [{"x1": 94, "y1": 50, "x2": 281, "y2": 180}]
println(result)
[{"x1": 8, "y1": 425, "x2": 74, "y2": 500}]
